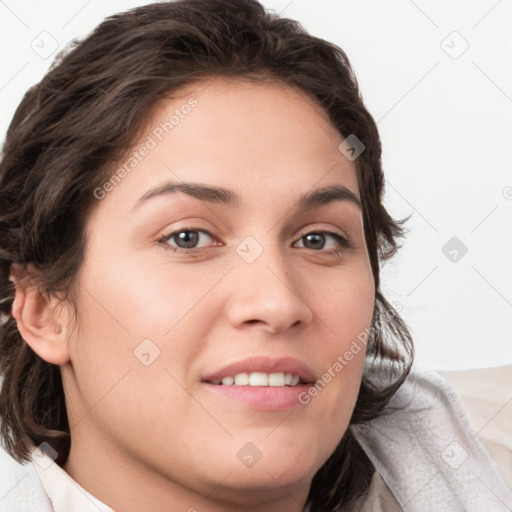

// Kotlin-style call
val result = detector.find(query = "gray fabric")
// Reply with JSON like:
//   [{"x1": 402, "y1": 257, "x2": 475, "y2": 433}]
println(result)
[{"x1": 352, "y1": 364, "x2": 512, "y2": 511}]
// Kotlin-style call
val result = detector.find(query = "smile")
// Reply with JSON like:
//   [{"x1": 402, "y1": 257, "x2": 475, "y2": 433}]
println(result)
[{"x1": 210, "y1": 372, "x2": 302, "y2": 387}]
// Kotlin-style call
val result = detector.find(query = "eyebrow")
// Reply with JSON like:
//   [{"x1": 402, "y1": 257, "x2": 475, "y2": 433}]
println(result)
[{"x1": 133, "y1": 181, "x2": 362, "y2": 212}]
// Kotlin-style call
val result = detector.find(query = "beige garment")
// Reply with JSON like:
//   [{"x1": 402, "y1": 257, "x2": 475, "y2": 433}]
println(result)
[{"x1": 439, "y1": 365, "x2": 512, "y2": 489}]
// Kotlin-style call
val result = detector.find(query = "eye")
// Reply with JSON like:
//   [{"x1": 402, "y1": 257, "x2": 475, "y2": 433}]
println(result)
[
  {"x1": 157, "y1": 227, "x2": 351, "y2": 254},
  {"x1": 294, "y1": 231, "x2": 351, "y2": 252},
  {"x1": 158, "y1": 228, "x2": 218, "y2": 252}
]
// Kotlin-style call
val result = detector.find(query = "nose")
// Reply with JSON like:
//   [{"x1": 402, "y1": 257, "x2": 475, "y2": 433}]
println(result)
[{"x1": 226, "y1": 245, "x2": 314, "y2": 334}]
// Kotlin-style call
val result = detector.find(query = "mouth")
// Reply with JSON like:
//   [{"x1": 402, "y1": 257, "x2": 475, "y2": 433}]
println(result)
[
  {"x1": 202, "y1": 355, "x2": 316, "y2": 386},
  {"x1": 207, "y1": 372, "x2": 305, "y2": 387},
  {"x1": 201, "y1": 356, "x2": 316, "y2": 411}
]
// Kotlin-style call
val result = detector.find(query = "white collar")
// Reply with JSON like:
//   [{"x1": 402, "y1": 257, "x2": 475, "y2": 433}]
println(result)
[{"x1": 29, "y1": 445, "x2": 114, "y2": 512}]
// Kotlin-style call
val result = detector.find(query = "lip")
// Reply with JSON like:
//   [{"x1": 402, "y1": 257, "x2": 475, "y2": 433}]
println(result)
[
  {"x1": 201, "y1": 356, "x2": 317, "y2": 384},
  {"x1": 203, "y1": 383, "x2": 312, "y2": 411},
  {"x1": 201, "y1": 356, "x2": 316, "y2": 411}
]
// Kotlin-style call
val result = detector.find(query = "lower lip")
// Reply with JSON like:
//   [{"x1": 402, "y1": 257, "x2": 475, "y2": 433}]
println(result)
[{"x1": 203, "y1": 383, "x2": 311, "y2": 411}]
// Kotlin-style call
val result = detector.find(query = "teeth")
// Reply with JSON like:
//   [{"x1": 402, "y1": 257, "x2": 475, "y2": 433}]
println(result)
[
  {"x1": 268, "y1": 373, "x2": 285, "y2": 386},
  {"x1": 234, "y1": 373, "x2": 249, "y2": 385},
  {"x1": 249, "y1": 372, "x2": 268, "y2": 386},
  {"x1": 217, "y1": 372, "x2": 302, "y2": 387}
]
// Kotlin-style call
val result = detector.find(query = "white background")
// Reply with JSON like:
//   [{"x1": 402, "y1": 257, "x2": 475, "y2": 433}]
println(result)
[{"x1": 0, "y1": 0, "x2": 511, "y2": 370}]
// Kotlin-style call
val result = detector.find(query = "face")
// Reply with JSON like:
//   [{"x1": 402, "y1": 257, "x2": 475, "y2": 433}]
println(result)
[{"x1": 60, "y1": 78, "x2": 375, "y2": 510}]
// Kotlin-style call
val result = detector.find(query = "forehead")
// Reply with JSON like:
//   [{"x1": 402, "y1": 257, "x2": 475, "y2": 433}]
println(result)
[{"x1": 95, "y1": 77, "x2": 360, "y2": 215}]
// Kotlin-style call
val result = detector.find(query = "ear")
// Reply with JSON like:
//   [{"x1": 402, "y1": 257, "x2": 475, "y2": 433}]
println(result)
[{"x1": 9, "y1": 264, "x2": 71, "y2": 365}]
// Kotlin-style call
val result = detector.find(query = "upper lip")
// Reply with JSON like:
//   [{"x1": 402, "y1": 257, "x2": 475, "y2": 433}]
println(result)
[{"x1": 202, "y1": 356, "x2": 317, "y2": 384}]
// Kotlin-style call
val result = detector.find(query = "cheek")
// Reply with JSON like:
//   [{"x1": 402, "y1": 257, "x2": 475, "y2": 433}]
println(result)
[
  {"x1": 74, "y1": 214, "x2": 222, "y2": 342},
  {"x1": 65, "y1": 253, "x2": 227, "y2": 414},
  {"x1": 301, "y1": 260, "x2": 374, "y2": 418},
  {"x1": 316, "y1": 259, "x2": 375, "y2": 353},
  {"x1": 65, "y1": 292, "x2": 135, "y2": 417},
  {"x1": 87, "y1": 249, "x2": 228, "y2": 339}
]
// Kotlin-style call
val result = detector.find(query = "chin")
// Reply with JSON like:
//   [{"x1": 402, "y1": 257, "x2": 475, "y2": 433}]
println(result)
[
  {"x1": 209, "y1": 460, "x2": 317, "y2": 507},
  {"x1": 209, "y1": 438, "x2": 324, "y2": 491}
]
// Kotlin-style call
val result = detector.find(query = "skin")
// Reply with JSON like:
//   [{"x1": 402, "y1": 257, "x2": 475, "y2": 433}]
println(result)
[{"x1": 12, "y1": 78, "x2": 375, "y2": 512}]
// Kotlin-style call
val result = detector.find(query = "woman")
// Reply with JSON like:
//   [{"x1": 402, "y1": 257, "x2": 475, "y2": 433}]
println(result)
[{"x1": 0, "y1": 1, "x2": 510, "y2": 510}]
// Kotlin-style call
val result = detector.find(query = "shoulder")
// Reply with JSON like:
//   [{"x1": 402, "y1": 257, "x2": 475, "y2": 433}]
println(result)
[
  {"x1": 439, "y1": 365, "x2": 512, "y2": 488},
  {"x1": 351, "y1": 364, "x2": 512, "y2": 512},
  {"x1": 0, "y1": 440, "x2": 54, "y2": 511}
]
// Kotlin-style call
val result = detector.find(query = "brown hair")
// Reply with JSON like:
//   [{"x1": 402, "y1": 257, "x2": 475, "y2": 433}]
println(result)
[{"x1": 0, "y1": 0, "x2": 413, "y2": 508}]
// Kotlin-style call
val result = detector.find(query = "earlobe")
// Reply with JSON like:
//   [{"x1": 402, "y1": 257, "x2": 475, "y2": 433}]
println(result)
[{"x1": 9, "y1": 264, "x2": 71, "y2": 366}]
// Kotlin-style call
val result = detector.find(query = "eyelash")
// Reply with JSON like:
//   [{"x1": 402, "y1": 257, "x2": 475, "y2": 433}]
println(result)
[{"x1": 156, "y1": 227, "x2": 352, "y2": 254}]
